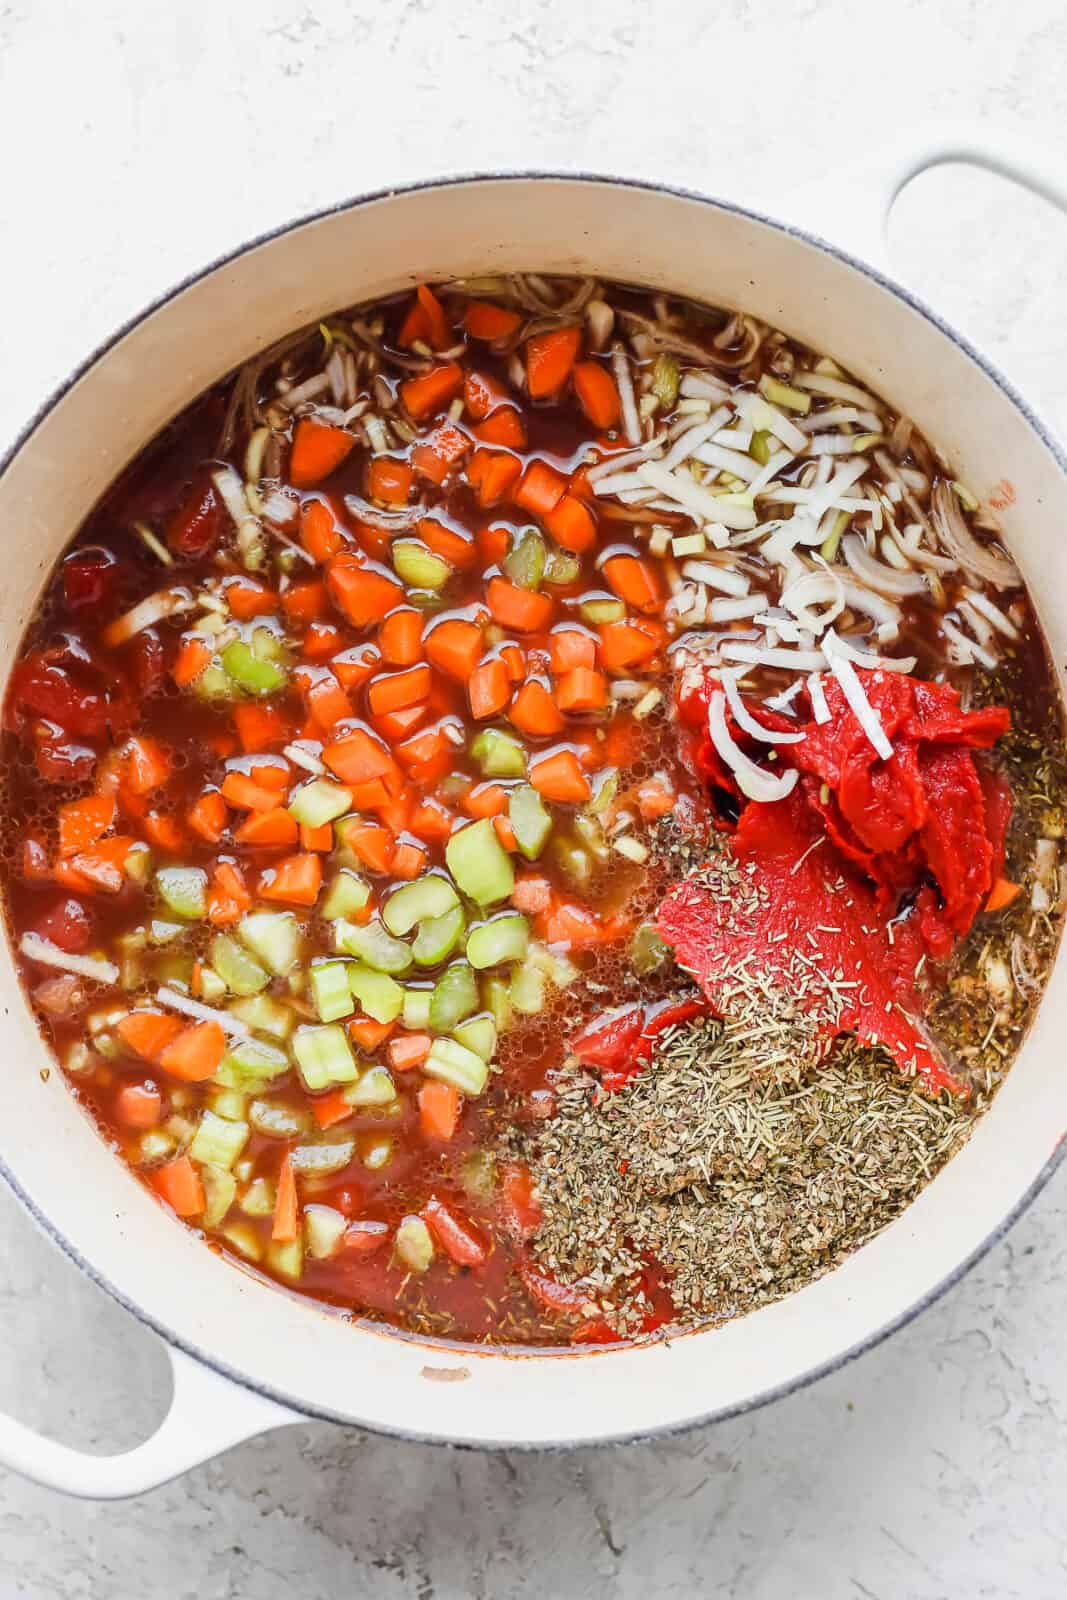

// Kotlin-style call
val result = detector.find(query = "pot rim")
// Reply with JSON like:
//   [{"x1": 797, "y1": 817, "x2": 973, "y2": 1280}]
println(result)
[{"x1": 2, "y1": 166, "x2": 1065, "y2": 1453}]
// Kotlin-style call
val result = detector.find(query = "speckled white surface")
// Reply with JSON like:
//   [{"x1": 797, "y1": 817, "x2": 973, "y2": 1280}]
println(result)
[{"x1": 3, "y1": 1, "x2": 1067, "y2": 1593}]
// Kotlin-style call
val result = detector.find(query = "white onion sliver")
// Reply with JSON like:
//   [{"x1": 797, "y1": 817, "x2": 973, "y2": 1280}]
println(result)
[
  {"x1": 679, "y1": 372, "x2": 731, "y2": 402},
  {"x1": 708, "y1": 690, "x2": 799, "y2": 803},
  {"x1": 612, "y1": 344, "x2": 641, "y2": 445},
  {"x1": 284, "y1": 742, "x2": 326, "y2": 775},
  {"x1": 101, "y1": 588, "x2": 195, "y2": 648},
  {"x1": 962, "y1": 587, "x2": 1021, "y2": 639},
  {"x1": 19, "y1": 934, "x2": 118, "y2": 984},
  {"x1": 721, "y1": 642, "x2": 828, "y2": 671},
  {"x1": 680, "y1": 559, "x2": 751, "y2": 597},
  {"x1": 721, "y1": 670, "x2": 805, "y2": 744},
  {"x1": 822, "y1": 634, "x2": 893, "y2": 759},
  {"x1": 692, "y1": 441, "x2": 763, "y2": 484},
  {"x1": 842, "y1": 533, "x2": 926, "y2": 598},
  {"x1": 661, "y1": 408, "x2": 731, "y2": 470},
  {"x1": 780, "y1": 569, "x2": 844, "y2": 634},
  {"x1": 708, "y1": 594, "x2": 767, "y2": 622},
  {"x1": 823, "y1": 629, "x2": 917, "y2": 674},
  {"x1": 794, "y1": 372, "x2": 883, "y2": 410},
  {"x1": 584, "y1": 437, "x2": 666, "y2": 484},
  {"x1": 155, "y1": 986, "x2": 250, "y2": 1037},
  {"x1": 636, "y1": 463, "x2": 757, "y2": 530},
  {"x1": 764, "y1": 679, "x2": 806, "y2": 712},
  {"x1": 807, "y1": 672, "x2": 830, "y2": 724}
]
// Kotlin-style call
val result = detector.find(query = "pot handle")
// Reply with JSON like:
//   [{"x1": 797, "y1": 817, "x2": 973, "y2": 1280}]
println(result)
[
  {"x1": 0, "y1": 1344, "x2": 300, "y2": 1498},
  {"x1": 783, "y1": 120, "x2": 1067, "y2": 274}
]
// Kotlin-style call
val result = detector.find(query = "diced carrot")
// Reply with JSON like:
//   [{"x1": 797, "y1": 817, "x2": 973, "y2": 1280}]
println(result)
[
  {"x1": 301, "y1": 497, "x2": 345, "y2": 563},
  {"x1": 250, "y1": 760, "x2": 291, "y2": 793},
  {"x1": 116, "y1": 1083, "x2": 163, "y2": 1130},
  {"x1": 390, "y1": 840, "x2": 427, "y2": 880},
  {"x1": 290, "y1": 418, "x2": 356, "y2": 488},
  {"x1": 411, "y1": 423, "x2": 471, "y2": 486},
  {"x1": 312, "y1": 1089, "x2": 352, "y2": 1130},
  {"x1": 327, "y1": 553, "x2": 403, "y2": 629},
  {"x1": 322, "y1": 727, "x2": 393, "y2": 785},
  {"x1": 416, "y1": 283, "x2": 452, "y2": 350},
  {"x1": 514, "y1": 460, "x2": 568, "y2": 518},
  {"x1": 500, "y1": 1161, "x2": 543, "y2": 1238},
  {"x1": 373, "y1": 704, "x2": 428, "y2": 743},
  {"x1": 512, "y1": 872, "x2": 553, "y2": 913},
  {"x1": 67, "y1": 834, "x2": 133, "y2": 893},
  {"x1": 602, "y1": 554, "x2": 664, "y2": 615},
  {"x1": 332, "y1": 644, "x2": 381, "y2": 691},
  {"x1": 172, "y1": 634, "x2": 213, "y2": 689},
  {"x1": 603, "y1": 712, "x2": 643, "y2": 768},
  {"x1": 159, "y1": 1020, "x2": 227, "y2": 1082},
  {"x1": 637, "y1": 776, "x2": 676, "y2": 820},
  {"x1": 272, "y1": 1155, "x2": 299, "y2": 1243},
  {"x1": 411, "y1": 799, "x2": 454, "y2": 841},
  {"x1": 261, "y1": 852, "x2": 322, "y2": 906},
  {"x1": 152, "y1": 1155, "x2": 205, "y2": 1218},
  {"x1": 986, "y1": 877, "x2": 1022, "y2": 912},
  {"x1": 573, "y1": 360, "x2": 621, "y2": 430},
  {"x1": 367, "y1": 456, "x2": 416, "y2": 507},
  {"x1": 550, "y1": 628, "x2": 597, "y2": 673},
  {"x1": 395, "y1": 724, "x2": 450, "y2": 772},
  {"x1": 463, "y1": 369, "x2": 514, "y2": 421},
  {"x1": 346, "y1": 822, "x2": 395, "y2": 874},
  {"x1": 187, "y1": 790, "x2": 228, "y2": 844},
  {"x1": 418, "y1": 1080, "x2": 460, "y2": 1142},
  {"x1": 568, "y1": 463, "x2": 597, "y2": 503},
  {"x1": 306, "y1": 672, "x2": 353, "y2": 733},
  {"x1": 419, "y1": 518, "x2": 478, "y2": 569},
  {"x1": 281, "y1": 578, "x2": 328, "y2": 626},
  {"x1": 463, "y1": 783, "x2": 508, "y2": 819},
  {"x1": 221, "y1": 771, "x2": 283, "y2": 812},
  {"x1": 478, "y1": 523, "x2": 510, "y2": 566},
  {"x1": 206, "y1": 731, "x2": 238, "y2": 759},
  {"x1": 486, "y1": 577, "x2": 554, "y2": 633},
  {"x1": 398, "y1": 293, "x2": 431, "y2": 349},
  {"x1": 526, "y1": 325, "x2": 582, "y2": 398},
  {"x1": 425, "y1": 617, "x2": 484, "y2": 681},
  {"x1": 539, "y1": 899, "x2": 628, "y2": 946},
  {"x1": 299, "y1": 821, "x2": 333, "y2": 852},
  {"x1": 302, "y1": 621, "x2": 347, "y2": 660},
  {"x1": 208, "y1": 859, "x2": 253, "y2": 925},
  {"x1": 500, "y1": 643, "x2": 526, "y2": 683},
  {"x1": 529, "y1": 749, "x2": 590, "y2": 804},
  {"x1": 493, "y1": 814, "x2": 517, "y2": 851},
  {"x1": 143, "y1": 811, "x2": 184, "y2": 853},
  {"x1": 399, "y1": 362, "x2": 464, "y2": 420},
  {"x1": 599, "y1": 620, "x2": 660, "y2": 671},
  {"x1": 367, "y1": 664, "x2": 432, "y2": 719},
  {"x1": 378, "y1": 608, "x2": 424, "y2": 666},
  {"x1": 348, "y1": 777, "x2": 392, "y2": 811},
  {"x1": 464, "y1": 301, "x2": 521, "y2": 340},
  {"x1": 234, "y1": 807, "x2": 299, "y2": 848},
  {"x1": 473, "y1": 408, "x2": 528, "y2": 450},
  {"x1": 509, "y1": 680, "x2": 564, "y2": 737},
  {"x1": 58, "y1": 795, "x2": 115, "y2": 858},
  {"x1": 226, "y1": 577, "x2": 279, "y2": 620},
  {"x1": 117, "y1": 1010, "x2": 183, "y2": 1062},
  {"x1": 544, "y1": 493, "x2": 597, "y2": 554},
  {"x1": 232, "y1": 701, "x2": 292, "y2": 753},
  {"x1": 467, "y1": 448, "x2": 522, "y2": 508},
  {"x1": 569, "y1": 726, "x2": 607, "y2": 772},
  {"x1": 468, "y1": 658, "x2": 511, "y2": 720},
  {"x1": 125, "y1": 736, "x2": 171, "y2": 796},
  {"x1": 347, "y1": 1015, "x2": 395, "y2": 1051},
  {"x1": 556, "y1": 667, "x2": 608, "y2": 713},
  {"x1": 388, "y1": 1032, "x2": 432, "y2": 1072},
  {"x1": 421, "y1": 1196, "x2": 486, "y2": 1267}
]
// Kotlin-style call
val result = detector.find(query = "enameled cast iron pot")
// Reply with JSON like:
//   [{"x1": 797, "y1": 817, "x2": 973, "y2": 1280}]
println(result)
[{"x1": 2, "y1": 126, "x2": 1067, "y2": 1497}]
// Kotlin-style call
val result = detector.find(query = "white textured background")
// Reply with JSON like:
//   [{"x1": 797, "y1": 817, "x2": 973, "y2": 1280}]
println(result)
[{"x1": 3, "y1": 1, "x2": 1067, "y2": 1595}]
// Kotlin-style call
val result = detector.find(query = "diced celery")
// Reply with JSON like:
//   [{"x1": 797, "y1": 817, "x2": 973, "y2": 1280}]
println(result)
[
  {"x1": 630, "y1": 921, "x2": 671, "y2": 976},
  {"x1": 461, "y1": 1149, "x2": 497, "y2": 1202},
  {"x1": 393, "y1": 539, "x2": 451, "y2": 591},
  {"x1": 153, "y1": 951, "x2": 195, "y2": 990},
  {"x1": 267, "y1": 1237, "x2": 304, "y2": 1281},
  {"x1": 411, "y1": 904, "x2": 466, "y2": 967},
  {"x1": 222, "y1": 638, "x2": 288, "y2": 695},
  {"x1": 249, "y1": 1099, "x2": 308, "y2": 1139},
  {"x1": 211, "y1": 933, "x2": 270, "y2": 996},
  {"x1": 219, "y1": 1035, "x2": 289, "y2": 1086},
  {"x1": 251, "y1": 626, "x2": 289, "y2": 667},
  {"x1": 395, "y1": 1215, "x2": 434, "y2": 1272},
  {"x1": 452, "y1": 1014, "x2": 497, "y2": 1061},
  {"x1": 292, "y1": 1024, "x2": 359, "y2": 1091},
  {"x1": 334, "y1": 916, "x2": 412, "y2": 975},
  {"x1": 189, "y1": 1109, "x2": 249, "y2": 1170},
  {"x1": 579, "y1": 596, "x2": 625, "y2": 624},
  {"x1": 550, "y1": 833, "x2": 592, "y2": 888},
  {"x1": 470, "y1": 728, "x2": 526, "y2": 778},
  {"x1": 508, "y1": 785, "x2": 552, "y2": 861},
  {"x1": 150, "y1": 918, "x2": 187, "y2": 947},
  {"x1": 510, "y1": 961, "x2": 547, "y2": 1015},
  {"x1": 361, "y1": 1136, "x2": 393, "y2": 1170},
  {"x1": 198, "y1": 966, "x2": 227, "y2": 1004},
  {"x1": 466, "y1": 913, "x2": 529, "y2": 969},
  {"x1": 289, "y1": 1140, "x2": 355, "y2": 1174},
  {"x1": 139, "y1": 1131, "x2": 177, "y2": 1164},
  {"x1": 759, "y1": 373, "x2": 811, "y2": 414},
  {"x1": 345, "y1": 1065, "x2": 397, "y2": 1107},
  {"x1": 483, "y1": 974, "x2": 513, "y2": 1033},
  {"x1": 193, "y1": 663, "x2": 234, "y2": 702},
  {"x1": 651, "y1": 352, "x2": 680, "y2": 408},
  {"x1": 574, "y1": 811, "x2": 609, "y2": 861},
  {"x1": 429, "y1": 962, "x2": 479, "y2": 1033},
  {"x1": 527, "y1": 940, "x2": 579, "y2": 989},
  {"x1": 200, "y1": 1164, "x2": 236, "y2": 1228},
  {"x1": 240, "y1": 1176, "x2": 276, "y2": 1216},
  {"x1": 446, "y1": 818, "x2": 514, "y2": 905},
  {"x1": 228, "y1": 993, "x2": 294, "y2": 1040},
  {"x1": 382, "y1": 875, "x2": 459, "y2": 937},
  {"x1": 424, "y1": 1036, "x2": 490, "y2": 1096},
  {"x1": 208, "y1": 1088, "x2": 248, "y2": 1122},
  {"x1": 544, "y1": 547, "x2": 580, "y2": 586},
  {"x1": 348, "y1": 965, "x2": 405, "y2": 1024},
  {"x1": 220, "y1": 1222, "x2": 264, "y2": 1262},
  {"x1": 321, "y1": 868, "x2": 371, "y2": 921},
  {"x1": 503, "y1": 526, "x2": 546, "y2": 591},
  {"x1": 238, "y1": 911, "x2": 302, "y2": 977},
  {"x1": 155, "y1": 866, "x2": 207, "y2": 921},
  {"x1": 588, "y1": 768, "x2": 618, "y2": 816},
  {"x1": 287, "y1": 778, "x2": 353, "y2": 829},
  {"x1": 402, "y1": 986, "x2": 433, "y2": 1030},
  {"x1": 305, "y1": 1204, "x2": 347, "y2": 1260},
  {"x1": 310, "y1": 960, "x2": 355, "y2": 1022},
  {"x1": 749, "y1": 429, "x2": 772, "y2": 466}
]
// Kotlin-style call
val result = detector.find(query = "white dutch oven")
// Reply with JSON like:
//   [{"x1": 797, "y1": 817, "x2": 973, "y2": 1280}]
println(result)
[{"x1": 2, "y1": 127, "x2": 1067, "y2": 1498}]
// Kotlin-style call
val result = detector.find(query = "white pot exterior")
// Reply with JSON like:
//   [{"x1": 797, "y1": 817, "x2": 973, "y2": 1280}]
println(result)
[{"x1": 2, "y1": 175, "x2": 1066, "y2": 1451}]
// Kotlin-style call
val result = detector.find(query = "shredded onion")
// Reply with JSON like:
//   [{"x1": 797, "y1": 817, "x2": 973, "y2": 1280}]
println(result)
[
  {"x1": 708, "y1": 689, "x2": 799, "y2": 802},
  {"x1": 807, "y1": 672, "x2": 830, "y2": 724},
  {"x1": 343, "y1": 493, "x2": 424, "y2": 530},
  {"x1": 692, "y1": 441, "x2": 763, "y2": 484},
  {"x1": 680, "y1": 559, "x2": 751, "y2": 598},
  {"x1": 764, "y1": 679, "x2": 806, "y2": 711},
  {"x1": 842, "y1": 533, "x2": 926, "y2": 598},
  {"x1": 823, "y1": 629, "x2": 916, "y2": 674},
  {"x1": 585, "y1": 437, "x2": 665, "y2": 484},
  {"x1": 155, "y1": 986, "x2": 250, "y2": 1037},
  {"x1": 794, "y1": 372, "x2": 882, "y2": 410},
  {"x1": 637, "y1": 463, "x2": 757, "y2": 530},
  {"x1": 102, "y1": 588, "x2": 195, "y2": 648},
  {"x1": 662, "y1": 409, "x2": 732, "y2": 470},
  {"x1": 931, "y1": 481, "x2": 1019, "y2": 589},
  {"x1": 721, "y1": 670, "x2": 805, "y2": 744},
  {"x1": 20, "y1": 934, "x2": 118, "y2": 984},
  {"x1": 284, "y1": 742, "x2": 326, "y2": 775},
  {"x1": 612, "y1": 343, "x2": 641, "y2": 445},
  {"x1": 781, "y1": 569, "x2": 844, "y2": 633},
  {"x1": 720, "y1": 642, "x2": 827, "y2": 671},
  {"x1": 822, "y1": 633, "x2": 893, "y2": 759},
  {"x1": 962, "y1": 587, "x2": 1021, "y2": 639}
]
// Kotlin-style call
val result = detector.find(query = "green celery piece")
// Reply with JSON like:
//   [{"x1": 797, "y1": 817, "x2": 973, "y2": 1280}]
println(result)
[
  {"x1": 310, "y1": 960, "x2": 356, "y2": 1023},
  {"x1": 579, "y1": 596, "x2": 625, "y2": 624},
  {"x1": 452, "y1": 1014, "x2": 497, "y2": 1061},
  {"x1": 651, "y1": 352, "x2": 680, "y2": 408},
  {"x1": 292, "y1": 1024, "x2": 359, "y2": 1091},
  {"x1": 249, "y1": 1099, "x2": 308, "y2": 1139},
  {"x1": 290, "y1": 1141, "x2": 355, "y2": 1175},
  {"x1": 470, "y1": 728, "x2": 526, "y2": 778},
  {"x1": 267, "y1": 1238, "x2": 304, "y2": 1282},
  {"x1": 155, "y1": 866, "x2": 208, "y2": 920},
  {"x1": 508, "y1": 784, "x2": 552, "y2": 861},
  {"x1": 402, "y1": 987, "x2": 433, "y2": 1030},
  {"x1": 227, "y1": 993, "x2": 294, "y2": 1040},
  {"x1": 543, "y1": 546, "x2": 580, "y2": 586},
  {"x1": 345, "y1": 1066, "x2": 396, "y2": 1107},
  {"x1": 549, "y1": 833, "x2": 592, "y2": 888},
  {"x1": 395, "y1": 1215, "x2": 434, "y2": 1272},
  {"x1": 221, "y1": 639, "x2": 287, "y2": 696},
  {"x1": 219, "y1": 1221, "x2": 264, "y2": 1262},
  {"x1": 503, "y1": 526, "x2": 546, "y2": 591},
  {"x1": 392, "y1": 540, "x2": 451, "y2": 591},
  {"x1": 758, "y1": 373, "x2": 811, "y2": 414},
  {"x1": 334, "y1": 916, "x2": 413, "y2": 975},
  {"x1": 189, "y1": 1109, "x2": 249, "y2": 1171},
  {"x1": 382, "y1": 875, "x2": 459, "y2": 937},
  {"x1": 466, "y1": 913, "x2": 529, "y2": 970},
  {"x1": 424, "y1": 1037, "x2": 489, "y2": 1097},
  {"x1": 210, "y1": 933, "x2": 270, "y2": 996},
  {"x1": 482, "y1": 974, "x2": 513, "y2": 1033},
  {"x1": 429, "y1": 962, "x2": 479, "y2": 1032},
  {"x1": 219, "y1": 1036, "x2": 289, "y2": 1084},
  {"x1": 630, "y1": 921, "x2": 671, "y2": 976},
  {"x1": 321, "y1": 869, "x2": 371, "y2": 921},
  {"x1": 150, "y1": 919, "x2": 186, "y2": 947},
  {"x1": 445, "y1": 818, "x2": 514, "y2": 905},
  {"x1": 527, "y1": 940, "x2": 579, "y2": 988},
  {"x1": 238, "y1": 911, "x2": 302, "y2": 977},
  {"x1": 348, "y1": 966, "x2": 405, "y2": 1024},
  {"x1": 411, "y1": 904, "x2": 466, "y2": 967},
  {"x1": 588, "y1": 768, "x2": 618, "y2": 816},
  {"x1": 192, "y1": 662, "x2": 234, "y2": 702},
  {"x1": 200, "y1": 1165, "x2": 237, "y2": 1228},
  {"x1": 250, "y1": 626, "x2": 290, "y2": 666},
  {"x1": 287, "y1": 778, "x2": 353, "y2": 829},
  {"x1": 304, "y1": 1205, "x2": 347, "y2": 1260},
  {"x1": 239, "y1": 1177, "x2": 276, "y2": 1217},
  {"x1": 749, "y1": 429, "x2": 772, "y2": 466},
  {"x1": 198, "y1": 966, "x2": 227, "y2": 1004},
  {"x1": 209, "y1": 1087, "x2": 248, "y2": 1123},
  {"x1": 574, "y1": 810, "x2": 609, "y2": 861},
  {"x1": 510, "y1": 961, "x2": 547, "y2": 1015}
]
